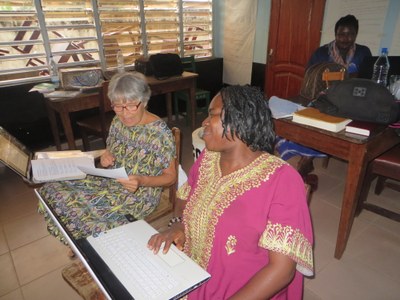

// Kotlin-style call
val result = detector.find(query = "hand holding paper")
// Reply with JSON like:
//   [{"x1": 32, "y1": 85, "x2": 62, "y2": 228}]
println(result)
[{"x1": 77, "y1": 165, "x2": 128, "y2": 179}]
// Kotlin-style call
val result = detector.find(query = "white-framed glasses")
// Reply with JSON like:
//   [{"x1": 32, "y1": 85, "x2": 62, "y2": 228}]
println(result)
[{"x1": 112, "y1": 102, "x2": 142, "y2": 112}]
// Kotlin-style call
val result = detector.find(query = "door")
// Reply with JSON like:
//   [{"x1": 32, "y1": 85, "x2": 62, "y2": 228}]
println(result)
[{"x1": 265, "y1": 0, "x2": 326, "y2": 99}]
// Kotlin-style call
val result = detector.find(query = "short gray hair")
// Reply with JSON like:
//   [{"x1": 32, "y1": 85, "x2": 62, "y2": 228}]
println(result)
[{"x1": 107, "y1": 72, "x2": 151, "y2": 105}]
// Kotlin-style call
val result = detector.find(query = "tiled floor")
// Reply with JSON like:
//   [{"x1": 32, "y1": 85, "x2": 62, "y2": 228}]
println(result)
[{"x1": 1, "y1": 118, "x2": 400, "y2": 300}]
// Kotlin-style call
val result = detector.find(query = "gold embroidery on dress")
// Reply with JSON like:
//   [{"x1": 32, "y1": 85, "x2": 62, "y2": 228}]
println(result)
[
  {"x1": 225, "y1": 235, "x2": 237, "y2": 255},
  {"x1": 259, "y1": 221, "x2": 313, "y2": 274},
  {"x1": 183, "y1": 150, "x2": 286, "y2": 269},
  {"x1": 177, "y1": 182, "x2": 190, "y2": 200}
]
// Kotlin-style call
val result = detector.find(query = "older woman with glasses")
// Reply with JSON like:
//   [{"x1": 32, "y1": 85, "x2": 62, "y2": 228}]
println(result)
[{"x1": 38, "y1": 71, "x2": 176, "y2": 244}]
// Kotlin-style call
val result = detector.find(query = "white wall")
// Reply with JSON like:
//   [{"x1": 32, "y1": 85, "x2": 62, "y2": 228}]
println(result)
[
  {"x1": 320, "y1": 0, "x2": 400, "y2": 56},
  {"x1": 214, "y1": 0, "x2": 400, "y2": 61}
]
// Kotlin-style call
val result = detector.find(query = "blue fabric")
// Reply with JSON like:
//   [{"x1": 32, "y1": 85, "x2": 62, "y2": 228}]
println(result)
[
  {"x1": 307, "y1": 43, "x2": 372, "y2": 74},
  {"x1": 275, "y1": 137, "x2": 327, "y2": 161}
]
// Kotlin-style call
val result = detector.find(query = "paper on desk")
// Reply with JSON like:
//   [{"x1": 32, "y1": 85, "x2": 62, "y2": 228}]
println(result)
[
  {"x1": 78, "y1": 165, "x2": 128, "y2": 179},
  {"x1": 29, "y1": 82, "x2": 56, "y2": 93},
  {"x1": 269, "y1": 96, "x2": 305, "y2": 119},
  {"x1": 45, "y1": 90, "x2": 81, "y2": 98}
]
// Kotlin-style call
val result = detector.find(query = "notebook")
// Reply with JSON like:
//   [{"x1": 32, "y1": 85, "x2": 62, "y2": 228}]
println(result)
[
  {"x1": 35, "y1": 189, "x2": 210, "y2": 300},
  {"x1": 292, "y1": 107, "x2": 352, "y2": 132}
]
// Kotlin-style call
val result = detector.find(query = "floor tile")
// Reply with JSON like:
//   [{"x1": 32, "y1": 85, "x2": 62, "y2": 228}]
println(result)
[
  {"x1": 0, "y1": 227, "x2": 9, "y2": 255},
  {"x1": 0, "y1": 253, "x2": 19, "y2": 297},
  {"x1": 306, "y1": 256, "x2": 400, "y2": 300},
  {"x1": 304, "y1": 287, "x2": 323, "y2": 300},
  {"x1": 0, "y1": 288, "x2": 24, "y2": 300},
  {"x1": 309, "y1": 236, "x2": 336, "y2": 274},
  {"x1": 21, "y1": 266, "x2": 82, "y2": 300},
  {"x1": 0, "y1": 168, "x2": 32, "y2": 200},
  {"x1": 344, "y1": 223, "x2": 400, "y2": 283},
  {"x1": 0, "y1": 189, "x2": 38, "y2": 224},
  {"x1": 11, "y1": 235, "x2": 71, "y2": 285},
  {"x1": 373, "y1": 214, "x2": 400, "y2": 238},
  {"x1": 316, "y1": 181, "x2": 344, "y2": 209},
  {"x1": 3, "y1": 212, "x2": 48, "y2": 250}
]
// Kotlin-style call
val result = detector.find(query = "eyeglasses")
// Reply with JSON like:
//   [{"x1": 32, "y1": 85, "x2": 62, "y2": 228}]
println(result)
[{"x1": 112, "y1": 102, "x2": 142, "y2": 112}]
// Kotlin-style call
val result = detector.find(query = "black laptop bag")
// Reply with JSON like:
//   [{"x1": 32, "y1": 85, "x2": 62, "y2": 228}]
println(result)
[
  {"x1": 149, "y1": 53, "x2": 183, "y2": 80},
  {"x1": 312, "y1": 78, "x2": 399, "y2": 124}
]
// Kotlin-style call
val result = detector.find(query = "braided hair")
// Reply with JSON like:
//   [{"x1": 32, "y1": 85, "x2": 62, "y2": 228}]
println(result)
[{"x1": 219, "y1": 85, "x2": 275, "y2": 154}]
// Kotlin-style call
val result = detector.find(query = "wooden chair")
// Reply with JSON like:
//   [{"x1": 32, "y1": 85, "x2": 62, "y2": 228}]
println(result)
[
  {"x1": 76, "y1": 81, "x2": 115, "y2": 150},
  {"x1": 322, "y1": 67, "x2": 346, "y2": 88},
  {"x1": 357, "y1": 144, "x2": 400, "y2": 222},
  {"x1": 145, "y1": 127, "x2": 181, "y2": 222},
  {"x1": 173, "y1": 55, "x2": 211, "y2": 125}
]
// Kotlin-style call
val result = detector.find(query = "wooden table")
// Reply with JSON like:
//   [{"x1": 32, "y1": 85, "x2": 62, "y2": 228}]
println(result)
[
  {"x1": 44, "y1": 71, "x2": 198, "y2": 150},
  {"x1": 274, "y1": 118, "x2": 400, "y2": 259}
]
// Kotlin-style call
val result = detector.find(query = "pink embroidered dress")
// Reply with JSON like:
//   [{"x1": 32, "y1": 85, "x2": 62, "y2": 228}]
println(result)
[{"x1": 177, "y1": 149, "x2": 314, "y2": 300}]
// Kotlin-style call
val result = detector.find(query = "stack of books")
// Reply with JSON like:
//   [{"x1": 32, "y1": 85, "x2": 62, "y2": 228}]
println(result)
[{"x1": 292, "y1": 107, "x2": 352, "y2": 132}]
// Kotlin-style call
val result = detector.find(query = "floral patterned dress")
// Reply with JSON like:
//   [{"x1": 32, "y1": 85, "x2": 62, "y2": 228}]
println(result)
[
  {"x1": 178, "y1": 149, "x2": 314, "y2": 299},
  {"x1": 38, "y1": 118, "x2": 175, "y2": 242}
]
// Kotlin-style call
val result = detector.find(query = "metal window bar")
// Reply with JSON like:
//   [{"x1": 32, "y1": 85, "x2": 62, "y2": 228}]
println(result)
[{"x1": 0, "y1": 0, "x2": 213, "y2": 87}]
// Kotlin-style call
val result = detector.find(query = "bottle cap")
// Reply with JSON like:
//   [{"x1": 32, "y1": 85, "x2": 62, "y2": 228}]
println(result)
[{"x1": 382, "y1": 47, "x2": 388, "y2": 54}]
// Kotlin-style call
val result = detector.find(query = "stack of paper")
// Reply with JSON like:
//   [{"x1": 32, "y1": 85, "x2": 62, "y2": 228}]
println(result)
[{"x1": 268, "y1": 96, "x2": 305, "y2": 119}]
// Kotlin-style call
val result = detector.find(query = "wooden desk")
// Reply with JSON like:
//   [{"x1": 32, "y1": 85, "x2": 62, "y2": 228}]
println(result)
[
  {"x1": 274, "y1": 118, "x2": 400, "y2": 259},
  {"x1": 45, "y1": 72, "x2": 198, "y2": 150}
]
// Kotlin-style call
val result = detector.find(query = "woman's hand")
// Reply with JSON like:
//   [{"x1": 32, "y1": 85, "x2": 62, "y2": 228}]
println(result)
[
  {"x1": 100, "y1": 150, "x2": 115, "y2": 168},
  {"x1": 147, "y1": 223, "x2": 186, "y2": 254},
  {"x1": 117, "y1": 175, "x2": 141, "y2": 193}
]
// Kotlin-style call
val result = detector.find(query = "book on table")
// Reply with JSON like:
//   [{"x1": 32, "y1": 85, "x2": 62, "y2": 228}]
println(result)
[
  {"x1": 0, "y1": 126, "x2": 127, "y2": 184},
  {"x1": 345, "y1": 120, "x2": 385, "y2": 137},
  {"x1": 292, "y1": 107, "x2": 352, "y2": 133}
]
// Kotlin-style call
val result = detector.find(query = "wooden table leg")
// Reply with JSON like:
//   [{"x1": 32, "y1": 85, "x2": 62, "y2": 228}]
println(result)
[
  {"x1": 45, "y1": 102, "x2": 62, "y2": 150},
  {"x1": 189, "y1": 85, "x2": 196, "y2": 130},
  {"x1": 165, "y1": 92, "x2": 172, "y2": 125},
  {"x1": 59, "y1": 111, "x2": 77, "y2": 150},
  {"x1": 334, "y1": 144, "x2": 367, "y2": 259}
]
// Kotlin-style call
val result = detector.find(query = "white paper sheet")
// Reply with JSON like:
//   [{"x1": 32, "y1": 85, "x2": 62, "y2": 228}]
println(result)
[
  {"x1": 78, "y1": 166, "x2": 128, "y2": 179},
  {"x1": 268, "y1": 96, "x2": 305, "y2": 119},
  {"x1": 31, "y1": 157, "x2": 93, "y2": 182}
]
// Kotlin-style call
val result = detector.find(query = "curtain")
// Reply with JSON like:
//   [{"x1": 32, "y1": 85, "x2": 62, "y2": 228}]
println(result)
[{"x1": 223, "y1": 0, "x2": 257, "y2": 85}]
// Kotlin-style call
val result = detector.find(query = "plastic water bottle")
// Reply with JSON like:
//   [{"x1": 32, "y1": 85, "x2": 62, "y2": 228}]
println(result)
[
  {"x1": 49, "y1": 56, "x2": 60, "y2": 87},
  {"x1": 117, "y1": 50, "x2": 125, "y2": 73},
  {"x1": 372, "y1": 47, "x2": 390, "y2": 87}
]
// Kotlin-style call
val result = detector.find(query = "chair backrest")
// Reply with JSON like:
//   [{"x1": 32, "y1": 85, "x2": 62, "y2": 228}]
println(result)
[
  {"x1": 322, "y1": 67, "x2": 346, "y2": 88},
  {"x1": 98, "y1": 81, "x2": 114, "y2": 141},
  {"x1": 100, "y1": 81, "x2": 112, "y2": 112},
  {"x1": 169, "y1": 127, "x2": 181, "y2": 209},
  {"x1": 180, "y1": 55, "x2": 196, "y2": 73},
  {"x1": 300, "y1": 62, "x2": 347, "y2": 102}
]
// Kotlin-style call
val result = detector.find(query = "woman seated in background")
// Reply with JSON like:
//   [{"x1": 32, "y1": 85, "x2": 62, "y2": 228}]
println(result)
[
  {"x1": 38, "y1": 71, "x2": 176, "y2": 242},
  {"x1": 148, "y1": 85, "x2": 314, "y2": 299}
]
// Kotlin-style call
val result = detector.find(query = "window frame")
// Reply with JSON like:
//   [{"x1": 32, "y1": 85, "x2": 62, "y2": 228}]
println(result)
[{"x1": 0, "y1": 0, "x2": 213, "y2": 87}]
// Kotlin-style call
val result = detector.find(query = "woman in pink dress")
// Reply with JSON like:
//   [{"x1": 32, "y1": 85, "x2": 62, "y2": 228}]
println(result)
[{"x1": 148, "y1": 85, "x2": 314, "y2": 299}]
